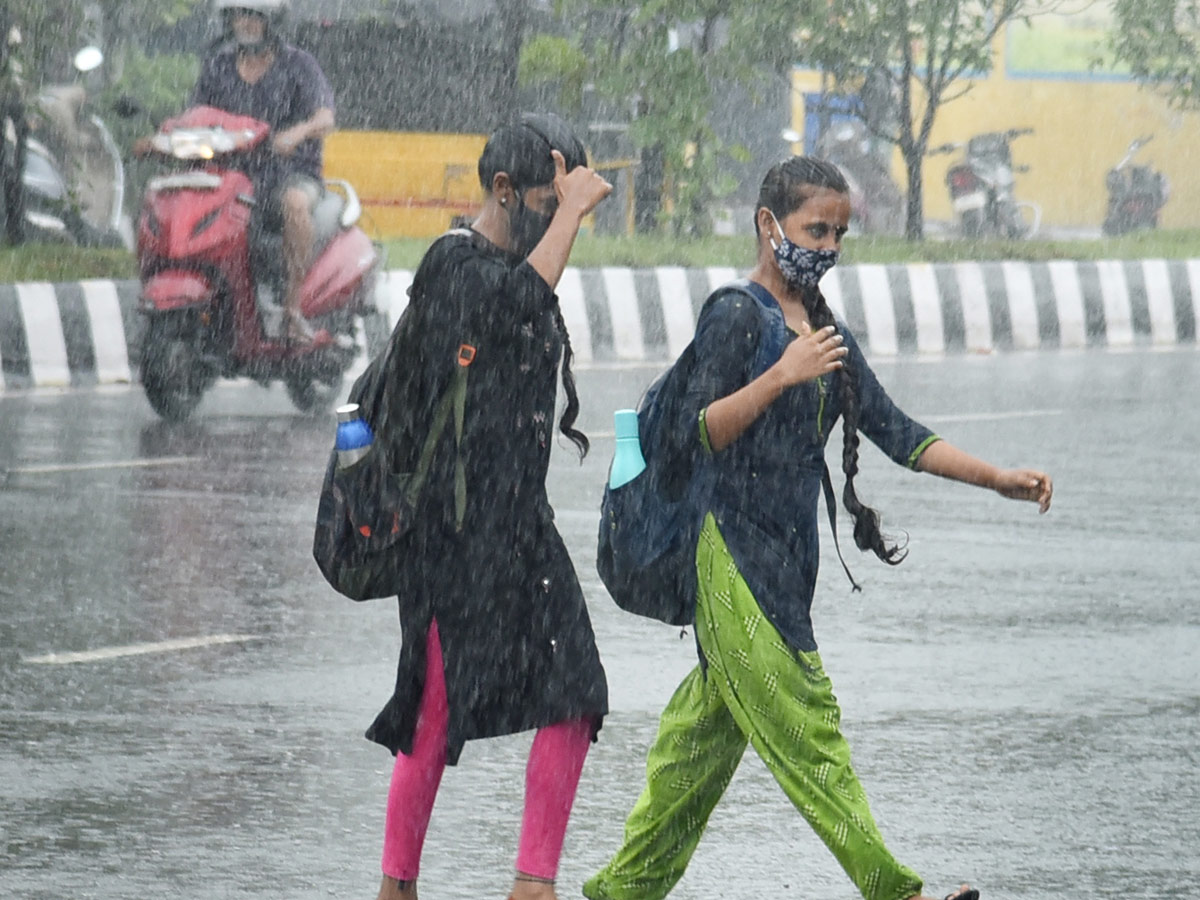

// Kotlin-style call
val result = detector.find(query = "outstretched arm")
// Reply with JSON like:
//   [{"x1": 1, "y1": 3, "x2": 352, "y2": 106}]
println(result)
[{"x1": 915, "y1": 440, "x2": 1053, "y2": 513}]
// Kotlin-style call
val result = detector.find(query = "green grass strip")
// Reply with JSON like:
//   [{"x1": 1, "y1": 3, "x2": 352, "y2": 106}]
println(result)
[{"x1": 7, "y1": 229, "x2": 1200, "y2": 283}]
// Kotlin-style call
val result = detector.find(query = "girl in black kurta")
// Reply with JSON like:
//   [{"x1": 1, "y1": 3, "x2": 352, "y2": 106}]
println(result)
[{"x1": 364, "y1": 116, "x2": 612, "y2": 900}]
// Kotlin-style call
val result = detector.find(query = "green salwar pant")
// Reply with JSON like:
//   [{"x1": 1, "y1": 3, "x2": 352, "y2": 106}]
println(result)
[{"x1": 584, "y1": 514, "x2": 924, "y2": 900}]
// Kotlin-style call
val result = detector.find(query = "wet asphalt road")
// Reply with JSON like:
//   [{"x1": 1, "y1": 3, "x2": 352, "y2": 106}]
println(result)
[{"x1": 1, "y1": 348, "x2": 1198, "y2": 900}]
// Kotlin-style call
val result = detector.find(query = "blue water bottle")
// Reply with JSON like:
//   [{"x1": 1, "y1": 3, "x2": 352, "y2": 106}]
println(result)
[
  {"x1": 335, "y1": 403, "x2": 374, "y2": 469},
  {"x1": 609, "y1": 408, "x2": 646, "y2": 489}
]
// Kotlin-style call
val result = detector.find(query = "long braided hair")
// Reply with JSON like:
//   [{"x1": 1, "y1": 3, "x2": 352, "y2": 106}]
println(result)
[
  {"x1": 553, "y1": 304, "x2": 589, "y2": 458},
  {"x1": 757, "y1": 156, "x2": 906, "y2": 565}
]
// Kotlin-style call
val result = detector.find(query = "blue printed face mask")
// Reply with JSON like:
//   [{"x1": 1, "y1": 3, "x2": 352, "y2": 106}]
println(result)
[{"x1": 766, "y1": 209, "x2": 840, "y2": 291}]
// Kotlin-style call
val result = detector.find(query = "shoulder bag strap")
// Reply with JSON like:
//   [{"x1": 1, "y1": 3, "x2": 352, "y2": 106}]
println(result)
[{"x1": 403, "y1": 341, "x2": 476, "y2": 533}]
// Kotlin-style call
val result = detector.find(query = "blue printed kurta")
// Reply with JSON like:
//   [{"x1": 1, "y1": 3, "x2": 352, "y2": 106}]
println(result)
[{"x1": 680, "y1": 283, "x2": 939, "y2": 652}]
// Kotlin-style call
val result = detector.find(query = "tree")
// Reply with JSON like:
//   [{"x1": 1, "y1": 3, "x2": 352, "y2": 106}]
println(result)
[
  {"x1": 795, "y1": 0, "x2": 1054, "y2": 239},
  {"x1": 1110, "y1": 0, "x2": 1200, "y2": 107},
  {"x1": 540, "y1": 0, "x2": 796, "y2": 236}
]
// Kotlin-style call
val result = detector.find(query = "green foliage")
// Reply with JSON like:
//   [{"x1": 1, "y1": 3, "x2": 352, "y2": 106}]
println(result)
[
  {"x1": 98, "y1": 48, "x2": 198, "y2": 153},
  {"x1": 536, "y1": 0, "x2": 783, "y2": 237},
  {"x1": 519, "y1": 34, "x2": 590, "y2": 111},
  {"x1": 0, "y1": 244, "x2": 137, "y2": 281},
  {"x1": 1110, "y1": 0, "x2": 1200, "y2": 106}
]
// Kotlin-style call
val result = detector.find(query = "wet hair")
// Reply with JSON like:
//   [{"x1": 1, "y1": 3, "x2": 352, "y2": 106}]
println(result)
[
  {"x1": 478, "y1": 113, "x2": 590, "y2": 458},
  {"x1": 477, "y1": 113, "x2": 588, "y2": 192},
  {"x1": 754, "y1": 156, "x2": 849, "y2": 235},
  {"x1": 758, "y1": 156, "x2": 905, "y2": 569}
]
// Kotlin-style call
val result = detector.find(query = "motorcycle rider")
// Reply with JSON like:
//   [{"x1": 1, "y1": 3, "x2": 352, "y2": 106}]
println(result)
[{"x1": 140, "y1": 0, "x2": 335, "y2": 343}]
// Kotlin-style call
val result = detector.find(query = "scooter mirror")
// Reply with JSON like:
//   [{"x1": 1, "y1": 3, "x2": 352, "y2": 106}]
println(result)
[{"x1": 73, "y1": 46, "x2": 104, "y2": 73}]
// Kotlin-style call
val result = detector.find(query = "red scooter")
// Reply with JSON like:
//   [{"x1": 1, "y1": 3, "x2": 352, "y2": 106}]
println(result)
[{"x1": 136, "y1": 105, "x2": 381, "y2": 420}]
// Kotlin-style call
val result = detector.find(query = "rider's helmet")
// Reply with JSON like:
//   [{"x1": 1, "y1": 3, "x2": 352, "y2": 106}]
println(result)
[{"x1": 213, "y1": 0, "x2": 288, "y2": 52}]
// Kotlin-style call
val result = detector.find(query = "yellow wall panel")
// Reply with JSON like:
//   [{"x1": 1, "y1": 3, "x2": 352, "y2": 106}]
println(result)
[{"x1": 324, "y1": 131, "x2": 488, "y2": 238}]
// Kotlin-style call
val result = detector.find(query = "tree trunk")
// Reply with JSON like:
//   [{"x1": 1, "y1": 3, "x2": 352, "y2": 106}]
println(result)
[{"x1": 903, "y1": 143, "x2": 925, "y2": 240}]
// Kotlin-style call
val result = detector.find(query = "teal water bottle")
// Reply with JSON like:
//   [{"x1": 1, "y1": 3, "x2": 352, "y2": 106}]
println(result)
[{"x1": 609, "y1": 408, "x2": 646, "y2": 489}]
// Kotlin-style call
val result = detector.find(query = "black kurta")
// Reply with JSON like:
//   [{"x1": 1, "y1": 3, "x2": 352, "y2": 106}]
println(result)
[{"x1": 362, "y1": 230, "x2": 608, "y2": 764}]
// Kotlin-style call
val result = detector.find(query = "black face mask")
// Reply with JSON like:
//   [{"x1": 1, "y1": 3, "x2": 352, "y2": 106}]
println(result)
[{"x1": 509, "y1": 190, "x2": 554, "y2": 258}]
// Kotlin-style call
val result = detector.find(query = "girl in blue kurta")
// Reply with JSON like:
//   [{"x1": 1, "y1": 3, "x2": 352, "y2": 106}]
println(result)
[{"x1": 585, "y1": 158, "x2": 1053, "y2": 900}]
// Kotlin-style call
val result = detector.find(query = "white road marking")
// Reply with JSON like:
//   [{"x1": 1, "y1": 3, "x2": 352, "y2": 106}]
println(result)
[
  {"x1": 920, "y1": 408, "x2": 1063, "y2": 424},
  {"x1": 6, "y1": 456, "x2": 202, "y2": 475},
  {"x1": 953, "y1": 261, "x2": 994, "y2": 353},
  {"x1": 655, "y1": 267, "x2": 695, "y2": 359},
  {"x1": 907, "y1": 262, "x2": 945, "y2": 354},
  {"x1": 81, "y1": 279, "x2": 134, "y2": 383},
  {"x1": 23, "y1": 633, "x2": 257, "y2": 665},
  {"x1": 602, "y1": 267, "x2": 646, "y2": 360},
  {"x1": 1001, "y1": 260, "x2": 1041, "y2": 350},
  {"x1": 856, "y1": 264, "x2": 899, "y2": 356},
  {"x1": 16, "y1": 282, "x2": 71, "y2": 386},
  {"x1": 1048, "y1": 260, "x2": 1087, "y2": 349},
  {"x1": 556, "y1": 268, "x2": 592, "y2": 364}
]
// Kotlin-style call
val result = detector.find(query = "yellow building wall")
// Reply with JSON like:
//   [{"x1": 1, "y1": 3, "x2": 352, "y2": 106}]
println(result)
[
  {"x1": 794, "y1": 27, "x2": 1200, "y2": 230},
  {"x1": 323, "y1": 131, "x2": 487, "y2": 238}
]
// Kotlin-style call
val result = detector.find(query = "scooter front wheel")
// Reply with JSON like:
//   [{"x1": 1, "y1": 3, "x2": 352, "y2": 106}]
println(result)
[{"x1": 141, "y1": 318, "x2": 208, "y2": 421}]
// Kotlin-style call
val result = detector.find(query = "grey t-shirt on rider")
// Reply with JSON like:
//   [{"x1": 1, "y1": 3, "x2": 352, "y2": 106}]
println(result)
[{"x1": 190, "y1": 43, "x2": 334, "y2": 187}]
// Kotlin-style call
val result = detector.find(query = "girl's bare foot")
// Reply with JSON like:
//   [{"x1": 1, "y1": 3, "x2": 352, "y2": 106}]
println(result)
[{"x1": 376, "y1": 874, "x2": 417, "y2": 900}]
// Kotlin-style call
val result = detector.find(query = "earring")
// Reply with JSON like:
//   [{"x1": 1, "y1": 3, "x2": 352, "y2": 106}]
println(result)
[{"x1": 500, "y1": 197, "x2": 507, "y2": 207}]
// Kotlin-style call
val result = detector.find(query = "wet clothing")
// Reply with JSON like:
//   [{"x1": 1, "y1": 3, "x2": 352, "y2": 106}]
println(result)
[
  {"x1": 190, "y1": 43, "x2": 333, "y2": 202},
  {"x1": 584, "y1": 515, "x2": 925, "y2": 900},
  {"x1": 587, "y1": 282, "x2": 937, "y2": 900},
  {"x1": 364, "y1": 229, "x2": 608, "y2": 764},
  {"x1": 681, "y1": 285, "x2": 938, "y2": 652},
  {"x1": 381, "y1": 619, "x2": 593, "y2": 881}
]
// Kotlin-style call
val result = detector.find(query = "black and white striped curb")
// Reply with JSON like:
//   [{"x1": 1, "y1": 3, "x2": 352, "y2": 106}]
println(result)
[{"x1": 2, "y1": 259, "x2": 1197, "y2": 390}]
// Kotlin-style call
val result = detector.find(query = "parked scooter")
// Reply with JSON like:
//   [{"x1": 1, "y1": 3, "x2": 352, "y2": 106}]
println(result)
[
  {"x1": 22, "y1": 46, "x2": 127, "y2": 247},
  {"x1": 136, "y1": 105, "x2": 381, "y2": 420},
  {"x1": 816, "y1": 119, "x2": 904, "y2": 235},
  {"x1": 934, "y1": 127, "x2": 1041, "y2": 239},
  {"x1": 1102, "y1": 135, "x2": 1168, "y2": 236}
]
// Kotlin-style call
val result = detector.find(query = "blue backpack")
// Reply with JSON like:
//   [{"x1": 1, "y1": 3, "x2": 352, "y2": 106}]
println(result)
[{"x1": 596, "y1": 279, "x2": 858, "y2": 626}]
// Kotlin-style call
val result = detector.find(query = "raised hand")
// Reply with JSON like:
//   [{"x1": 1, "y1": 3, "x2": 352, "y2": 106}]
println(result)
[{"x1": 551, "y1": 149, "x2": 612, "y2": 219}]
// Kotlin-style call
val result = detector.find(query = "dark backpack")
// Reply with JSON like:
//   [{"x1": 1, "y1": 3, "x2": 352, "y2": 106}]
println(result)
[
  {"x1": 313, "y1": 269, "x2": 477, "y2": 602},
  {"x1": 595, "y1": 280, "x2": 789, "y2": 625},
  {"x1": 596, "y1": 279, "x2": 859, "y2": 626}
]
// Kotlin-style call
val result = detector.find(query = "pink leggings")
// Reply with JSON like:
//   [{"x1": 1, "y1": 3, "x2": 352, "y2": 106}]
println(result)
[{"x1": 381, "y1": 619, "x2": 593, "y2": 882}]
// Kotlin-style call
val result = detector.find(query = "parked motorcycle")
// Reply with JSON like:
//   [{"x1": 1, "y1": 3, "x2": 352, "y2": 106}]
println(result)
[
  {"x1": 935, "y1": 127, "x2": 1041, "y2": 239},
  {"x1": 816, "y1": 119, "x2": 904, "y2": 235},
  {"x1": 21, "y1": 46, "x2": 127, "y2": 247},
  {"x1": 1102, "y1": 135, "x2": 1168, "y2": 236},
  {"x1": 136, "y1": 105, "x2": 382, "y2": 420}
]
